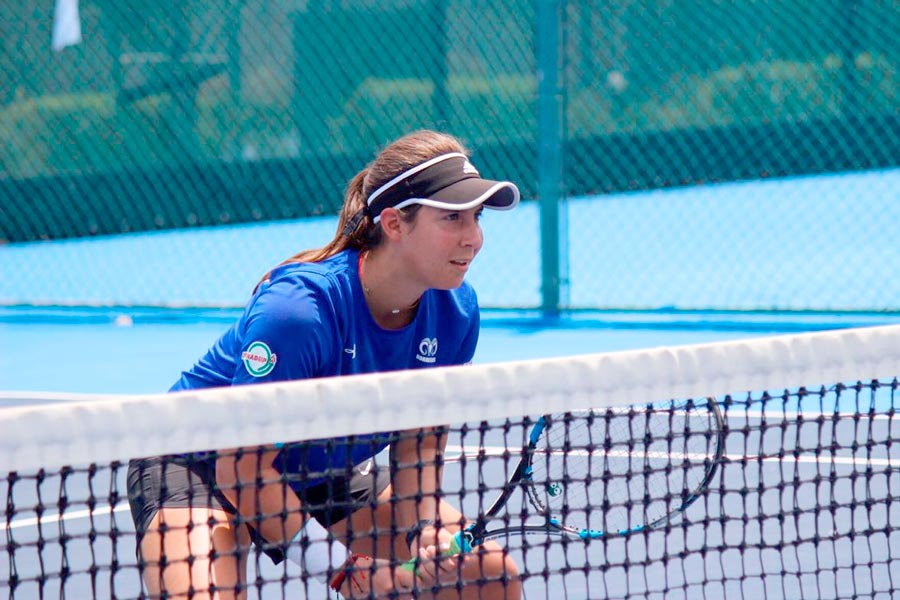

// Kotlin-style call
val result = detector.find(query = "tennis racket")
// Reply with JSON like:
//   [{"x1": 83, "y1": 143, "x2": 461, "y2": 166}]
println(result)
[{"x1": 404, "y1": 396, "x2": 724, "y2": 563}]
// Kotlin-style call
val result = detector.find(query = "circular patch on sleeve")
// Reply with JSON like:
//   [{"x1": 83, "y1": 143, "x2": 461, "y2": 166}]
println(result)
[{"x1": 241, "y1": 341, "x2": 277, "y2": 377}]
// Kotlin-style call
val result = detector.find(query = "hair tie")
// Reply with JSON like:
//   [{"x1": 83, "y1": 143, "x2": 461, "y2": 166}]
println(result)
[{"x1": 342, "y1": 209, "x2": 368, "y2": 237}]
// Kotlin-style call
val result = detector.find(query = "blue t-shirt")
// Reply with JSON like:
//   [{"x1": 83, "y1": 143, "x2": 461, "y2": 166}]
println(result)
[{"x1": 171, "y1": 248, "x2": 480, "y2": 488}]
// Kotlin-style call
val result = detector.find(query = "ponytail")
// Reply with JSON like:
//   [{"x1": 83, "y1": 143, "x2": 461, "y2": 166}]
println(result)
[
  {"x1": 254, "y1": 169, "x2": 375, "y2": 291},
  {"x1": 254, "y1": 130, "x2": 467, "y2": 292}
]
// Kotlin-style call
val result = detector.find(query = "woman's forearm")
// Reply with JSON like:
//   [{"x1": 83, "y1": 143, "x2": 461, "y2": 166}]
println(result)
[
  {"x1": 391, "y1": 427, "x2": 448, "y2": 528},
  {"x1": 215, "y1": 446, "x2": 305, "y2": 544}
]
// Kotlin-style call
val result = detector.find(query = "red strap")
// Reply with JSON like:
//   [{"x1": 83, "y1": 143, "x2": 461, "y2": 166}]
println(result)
[{"x1": 329, "y1": 553, "x2": 371, "y2": 594}]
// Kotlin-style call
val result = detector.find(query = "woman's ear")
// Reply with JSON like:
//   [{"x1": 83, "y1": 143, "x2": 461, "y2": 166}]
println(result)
[{"x1": 378, "y1": 208, "x2": 404, "y2": 240}]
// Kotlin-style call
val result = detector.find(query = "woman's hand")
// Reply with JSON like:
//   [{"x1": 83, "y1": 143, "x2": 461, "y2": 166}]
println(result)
[
  {"x1": 330, "y1": 554, "x2": 417, "y2": 599},
  {"x1": 407, "y1": 524, "x2": 465, "y2": 588}
]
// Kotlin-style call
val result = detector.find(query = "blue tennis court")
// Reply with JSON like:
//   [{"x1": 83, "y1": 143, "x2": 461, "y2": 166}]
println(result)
[
  {"x1": 2, "y1": 309, "x2": 900, "y2": 396},
  {"x1": 3, "y1": 168, "x2": 899, "y2": 394}
]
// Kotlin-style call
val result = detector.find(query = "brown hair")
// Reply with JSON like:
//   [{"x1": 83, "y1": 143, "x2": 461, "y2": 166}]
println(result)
[{"x1": 255, "y1": 130, "x2": 468, "y2": 289}]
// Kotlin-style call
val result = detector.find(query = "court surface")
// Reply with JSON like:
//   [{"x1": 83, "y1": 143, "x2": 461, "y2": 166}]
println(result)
[{"x1": 3, "y1": 318, "x2": 897, "y2": 599}]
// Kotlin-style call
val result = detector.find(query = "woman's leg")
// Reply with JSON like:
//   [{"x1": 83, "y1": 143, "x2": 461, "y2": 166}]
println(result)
[
  {"x1": 330, "y1": 485, "x2": 521, "y2": 600},
  {"x1": 137, "y1": 507, "x2": 251, "y2": 600}
]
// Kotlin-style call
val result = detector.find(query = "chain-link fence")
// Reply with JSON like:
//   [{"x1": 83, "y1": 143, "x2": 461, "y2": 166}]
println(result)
[{"x1": 2, "y1": 1, "x2": 898, "y2": 312}]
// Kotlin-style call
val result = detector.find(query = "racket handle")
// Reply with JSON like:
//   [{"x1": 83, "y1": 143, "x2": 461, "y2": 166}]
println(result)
[{"x1": 398, "y1": 530, "x2": 469, "y2": 574}]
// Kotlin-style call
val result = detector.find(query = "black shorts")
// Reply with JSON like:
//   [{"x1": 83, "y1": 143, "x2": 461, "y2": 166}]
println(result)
[{"x1": 126, "y1": 454, "x2": 390, "y2": 563}]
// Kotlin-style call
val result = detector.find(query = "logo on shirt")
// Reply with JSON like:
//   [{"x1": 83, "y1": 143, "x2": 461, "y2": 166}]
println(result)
[
  {"x1": 416, "y1": 337, "x2": 438, "y2": 363},
  {"x1": 242, "y1": 341, "x2": 277, "y2": 377}
]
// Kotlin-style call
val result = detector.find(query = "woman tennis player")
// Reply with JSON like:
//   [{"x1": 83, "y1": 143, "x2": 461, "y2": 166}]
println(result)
[{"x1": 127, "y1": 130, "x2": 522, "y2": 599}]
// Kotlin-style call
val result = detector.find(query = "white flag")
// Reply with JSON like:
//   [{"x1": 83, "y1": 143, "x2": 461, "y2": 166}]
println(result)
[{"x1": 52, "y1": 0, "x2": 82, "y2": 52}]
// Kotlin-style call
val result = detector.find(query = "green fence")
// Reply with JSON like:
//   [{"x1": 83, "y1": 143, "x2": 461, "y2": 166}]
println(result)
[{"x1": 2, "y1": 1, "x2": 898, "y2": 312}]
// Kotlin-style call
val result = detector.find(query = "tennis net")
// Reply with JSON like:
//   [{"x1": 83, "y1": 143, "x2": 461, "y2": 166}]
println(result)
[{"x1": 2, "y1": 325, "x2": 898, "y2": 599}]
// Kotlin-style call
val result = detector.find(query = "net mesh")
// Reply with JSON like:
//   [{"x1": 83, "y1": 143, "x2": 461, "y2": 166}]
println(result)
[{"x1": 2, "y1": 325, "x2": 898, "y2": 599}]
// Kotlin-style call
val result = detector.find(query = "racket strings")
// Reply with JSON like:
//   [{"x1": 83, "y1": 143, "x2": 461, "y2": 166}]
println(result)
[{"x1": 528, "y1": 402, "x2": 720, "y2": 534}]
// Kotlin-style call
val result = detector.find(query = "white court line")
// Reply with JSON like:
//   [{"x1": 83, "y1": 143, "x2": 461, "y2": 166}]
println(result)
[
  {"x1": 729, "y1": 411, "x2": 894, "y2": 420},
  {"x1": 6, "y1": 504, "x2": 131, "y2": 530},
  {"x1": 443, "y1": 445, "x2": 898, "y2": 467},
  {"x1": 6, "y1": 445, "x2": 896, "y2": 532}
]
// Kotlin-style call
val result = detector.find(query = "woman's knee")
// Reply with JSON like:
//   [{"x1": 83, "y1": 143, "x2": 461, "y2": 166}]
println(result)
[{"x1": 471, "y1": 540, "x2": 519, "y2": 578}]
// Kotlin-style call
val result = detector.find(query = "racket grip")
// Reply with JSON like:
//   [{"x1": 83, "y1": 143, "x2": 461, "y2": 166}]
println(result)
[{"x1": 398, "y1": 531, "x2": 469, "y2": 573}]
